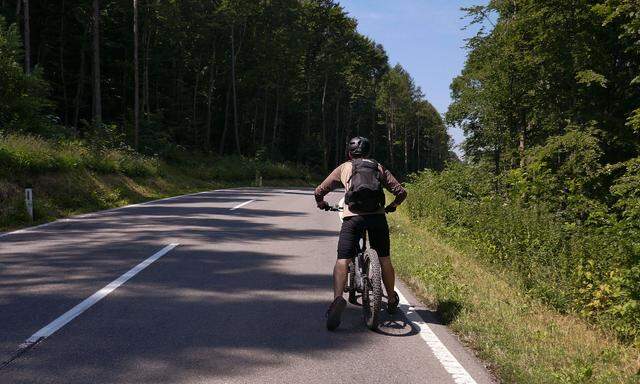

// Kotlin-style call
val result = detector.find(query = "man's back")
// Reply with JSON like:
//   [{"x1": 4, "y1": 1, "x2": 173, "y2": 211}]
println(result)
[{"x1": 314, "y1": 159, "x2": 407, "y2": 217}]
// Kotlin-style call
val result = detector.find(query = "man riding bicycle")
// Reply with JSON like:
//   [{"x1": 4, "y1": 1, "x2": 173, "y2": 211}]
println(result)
[{"x1": 314, "y1": 136, "x2": 407, "y2": 330}]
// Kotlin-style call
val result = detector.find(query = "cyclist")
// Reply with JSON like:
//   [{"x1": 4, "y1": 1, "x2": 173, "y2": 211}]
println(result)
[{"x1": 315, "y1": 136, "x2": 407, "y2": 330}]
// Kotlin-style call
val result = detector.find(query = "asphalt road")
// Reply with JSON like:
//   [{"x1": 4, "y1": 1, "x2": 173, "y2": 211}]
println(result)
[{"x1": 0, "y1": 188, "x2": 495, "y2": 384}]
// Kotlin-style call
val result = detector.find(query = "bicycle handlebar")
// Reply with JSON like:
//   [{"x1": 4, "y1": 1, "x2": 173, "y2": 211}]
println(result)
[{"x1": 324, "y1": 205, "x2": 394, "y2": 214}]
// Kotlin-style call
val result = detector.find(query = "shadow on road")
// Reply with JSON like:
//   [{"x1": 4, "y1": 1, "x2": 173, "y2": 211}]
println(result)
[
  {"x1": 0, "y1": 245, "x2": 373, "y2": 383},
  {"x1": 0, "y1": 189, "x2": 430, "y2": 383}
]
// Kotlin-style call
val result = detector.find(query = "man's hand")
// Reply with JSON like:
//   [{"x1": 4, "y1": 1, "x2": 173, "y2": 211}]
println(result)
[
  {"x1": 317, "y1": 201, "x2": 330, "y2": 211},
  {"x1": 384, "y1": 204, "x2": 397, "y2": 213}
]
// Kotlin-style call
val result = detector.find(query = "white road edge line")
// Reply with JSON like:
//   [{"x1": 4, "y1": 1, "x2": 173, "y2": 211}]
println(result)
[
  {"x1": 21, "y1": 243, "x2": 179, "y2": 346},
  {"x1": 396, "y1": 289, "x2": 478, "y2": 384},
  {"x1": 230, "y1": 199, "x2": 256, "y2": 211}
]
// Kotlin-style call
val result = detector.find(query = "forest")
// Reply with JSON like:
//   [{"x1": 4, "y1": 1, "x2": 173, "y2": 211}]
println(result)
[
  {"x1": 0, "y1": 0, "x2": 451, "y2": 175},
  {"x1": 406, "y1": 0, "x2": 639, "y2": 346}
]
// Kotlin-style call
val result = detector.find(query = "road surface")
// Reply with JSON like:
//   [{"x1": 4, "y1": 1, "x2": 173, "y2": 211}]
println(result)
[{"x1": 0, "y1": 188, "x2": 495, "y2": 383}]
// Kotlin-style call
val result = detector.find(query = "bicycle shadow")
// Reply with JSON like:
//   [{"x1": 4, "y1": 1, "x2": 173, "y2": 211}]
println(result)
[{"x1": 334, "y1": 296, "x2": 420, "y2": 337}]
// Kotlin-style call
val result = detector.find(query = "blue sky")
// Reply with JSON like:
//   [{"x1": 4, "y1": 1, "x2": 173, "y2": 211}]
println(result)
[{"x1": 339, "y1": 0, "x2": 487, "y2": 154}]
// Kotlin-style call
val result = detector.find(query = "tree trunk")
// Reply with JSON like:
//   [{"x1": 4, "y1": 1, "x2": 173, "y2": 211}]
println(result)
[
  {"x1": 388, "y1": 101, "x2": 395, "y2": 169},
  {"x1": 346, "y1": 101, "x2": 352, "y2": 138},
  {"x1": 219, "y1": 86, "x2": 231, "y2": 155},
  {"x1": 133, "y1": 0, "x2": 140, "y2": 150},
  {"x1": 519, "y1": 123, "x2": 528, "y2": 168},
  {"x1": 334, "y1": 92, "x2": 341, "y2": 166},
  {"x1": 15, "y1": 0, "x2": 21, "y2": 20},
  {"x1": 23, "y1": 0, "x2": 30, "y2": 74},
  {"x1": 155, "y1": 80, "x2": 159, "y2": 112},
  {"x1": 121, "y1": 59, "x2": 128, "y2": 124},
  {"x1": 59, "y1": 0, "x2": 68, "y2": 125},
  {"x1": 92, "y1": 0, "x2": 102, "y2": 126},
  {"x1": 261, "y1": 89, "x2": 268, "y2": 146},
  {"x1": 370, "y1": 103, "x2": 376, "y2": 155},
  {"x1": 73, "y1": 42, "x2": 86, "y2": 131},
  {"x1": 271, "y1": 86, "x2": 279, "y2": 146},
  {"x1": 192, "y1": 68, "x2": 200, "y2": 146},
  {"x1": 141, "y1": 29, "x2": 147, "y2": 116},
  {"x1": 321, "y1": 73, "x2": 328, "y2": 171},
  {"x1": 142, "y1": 1, "x2": 151, "y2": 117},
  {"x1": 404, "y1": 123, "x2": 408, "y2": 174},
  {"x1": 251, "y1": 101, "x2": 258, "y2": 145},
  {"x1": 416, "y1": 121, "x2": 421, "y2": 170},
  {"x1": 305, "y1": 76, "x2": 311, "y2": 138},
  {"x1": 205, "y1": 52, "x2": 216, "y2": 151},
  {"x1": 230, "y1": 25, "x2": 241, "y2": 155},
  {"x1": 177, "y1": 64, "x2": 184, "y2": 117},
  {"x1": 144, "y1": 32, "x2": 151, "y2": 116}
]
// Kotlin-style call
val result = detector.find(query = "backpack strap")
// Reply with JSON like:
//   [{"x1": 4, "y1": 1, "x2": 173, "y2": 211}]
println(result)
[{"x1": 347, "y1": 159, "x2": 359, "y2": 184}]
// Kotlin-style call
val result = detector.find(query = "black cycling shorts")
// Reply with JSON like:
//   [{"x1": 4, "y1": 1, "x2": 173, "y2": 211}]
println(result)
[{"x1": 337, "y1": 214, "x2": 390, "y2": 259}]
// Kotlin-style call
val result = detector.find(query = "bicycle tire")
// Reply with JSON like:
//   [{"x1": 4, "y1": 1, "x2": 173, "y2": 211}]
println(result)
[{"x1": 362, "y1": 249, "x2": 382, "y2": 330}]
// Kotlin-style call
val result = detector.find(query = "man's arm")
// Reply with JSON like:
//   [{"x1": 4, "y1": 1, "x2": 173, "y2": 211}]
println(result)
[
  {"x1": 380, "y1": 165, "x2": 407, "y2": 209},
  {"x1": 314, "y1": 164, "x2": 344, "y2": 208}
]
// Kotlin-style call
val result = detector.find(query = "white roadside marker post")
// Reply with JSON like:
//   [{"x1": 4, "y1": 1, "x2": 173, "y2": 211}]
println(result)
[{"x1": 25, "y1": 188, "x2": 34, "y2": 221}]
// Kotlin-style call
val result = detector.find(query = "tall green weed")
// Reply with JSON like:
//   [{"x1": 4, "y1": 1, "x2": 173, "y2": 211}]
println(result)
[
  {"x1": 406, "y1": 156, "x2": 639, "y2": 345},
  {"x1": 0, "y1": 134, "x2": 159, "y2": 177}
]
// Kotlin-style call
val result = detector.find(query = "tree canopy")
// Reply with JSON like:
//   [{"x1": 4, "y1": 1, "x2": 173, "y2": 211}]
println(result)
[
  {"x1": 448, "y1": 0, "x2": 640, "y2": 171},
  {"x1": 0, "y1": 0, "x2": 451, "y2": 175}
]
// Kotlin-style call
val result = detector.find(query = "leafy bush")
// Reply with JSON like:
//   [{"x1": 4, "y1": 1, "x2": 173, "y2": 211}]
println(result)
[
  {"x1": 0, "y1": 16, "x2": 53, "y2": 134},
  {"x1": 405, "y1": 154, "x2": 639, "y2": 345}
]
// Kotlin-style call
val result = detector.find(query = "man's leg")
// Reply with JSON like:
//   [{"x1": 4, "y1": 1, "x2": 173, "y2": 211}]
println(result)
[
  {"x1": 333, "y1": 259, "x2": 350, "y2": 298},
  {"x1": 334, "y1": 216, "x2": 361, "y2": 297},
  {"x1": 326, "y1": 216, "x2": 361, "y2": 330},
  {"x1": 378, "y1": 256, "x2": 395, "y2": 296}
]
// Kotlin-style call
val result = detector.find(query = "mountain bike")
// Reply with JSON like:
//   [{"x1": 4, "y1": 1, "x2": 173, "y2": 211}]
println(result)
[{"x1": 328, "y1": 202, "x2": 383, "y2": 330}]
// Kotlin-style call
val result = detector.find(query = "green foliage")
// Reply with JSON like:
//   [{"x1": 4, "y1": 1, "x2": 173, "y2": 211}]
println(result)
[
  {"x1": 0, "y1": 133, "x2": 310, "y2": 183},
  {"x1": 0, "y1": 0, "x2": 450, "y2": 175},
  {"x1": 443, "y1": 0, "x2": 640, "y2": 346},
  {"x1": 405, "y1": 160, "x2": 640, "y2": 345},
  {"x1": 390, "y1": 210, "x2": 640, "y2": 383},
  {"x1": 450, "y1": 0, "x2": 640, "y2": 167},
  {"x1": 0, "y1": 16, "x2": 52, "y2": 134},
  {"x1": 0, "y1": 133, "x2": 159, "y2": 177}
]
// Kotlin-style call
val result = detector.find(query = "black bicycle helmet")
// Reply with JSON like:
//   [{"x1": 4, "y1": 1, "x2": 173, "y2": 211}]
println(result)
[{"x1": 347, "y1": 136, "x2": 371, "y2": 158}]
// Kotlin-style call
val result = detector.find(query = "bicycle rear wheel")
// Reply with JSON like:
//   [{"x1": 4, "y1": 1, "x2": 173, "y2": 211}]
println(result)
[{"x1": 361, "y1": 249, "x2": 382, "y2": 330}]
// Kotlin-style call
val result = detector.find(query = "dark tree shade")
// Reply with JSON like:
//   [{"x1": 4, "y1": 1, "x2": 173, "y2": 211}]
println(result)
[{"x1": 0, "y1": 0, "x2": 452, "y2": 175}]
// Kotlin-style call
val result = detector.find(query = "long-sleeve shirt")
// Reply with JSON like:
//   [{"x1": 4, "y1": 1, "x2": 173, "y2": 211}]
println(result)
[{"x1": 314, "y1": 160, "x2": 407, "y2": 217}]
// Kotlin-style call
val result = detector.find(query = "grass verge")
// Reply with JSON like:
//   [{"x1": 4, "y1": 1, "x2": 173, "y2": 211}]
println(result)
[
  {"x1": 389, "y1": 210, "x2": 640, "y2": 384},
  {"x1": 0, "y1": 134, "x2": 314, "y2": 232},
  {"x1": 0, "y1": 167, "x2": 312, "y2": 232}
]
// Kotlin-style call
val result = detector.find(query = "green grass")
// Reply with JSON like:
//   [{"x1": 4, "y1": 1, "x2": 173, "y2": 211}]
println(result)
[
  {"x1": 389, "y1": 210, "x2": 640, "y2": 383},
  {"x1": 0, "y1": 134, "x2": 314, "y2": 232},
  {"x1": 0, "y1": 133, "x2": 159, "y2": 176}
]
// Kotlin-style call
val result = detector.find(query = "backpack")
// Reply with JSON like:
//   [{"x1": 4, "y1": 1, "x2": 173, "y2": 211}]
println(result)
[{"x1": 344, "y1": 158, "x2": 385, "y2": 212}]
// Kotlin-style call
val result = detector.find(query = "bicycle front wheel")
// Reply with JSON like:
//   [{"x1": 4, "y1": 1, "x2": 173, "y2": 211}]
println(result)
[{"x1": 361, "y1": 249, "x2": 382, "y2": 330}]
